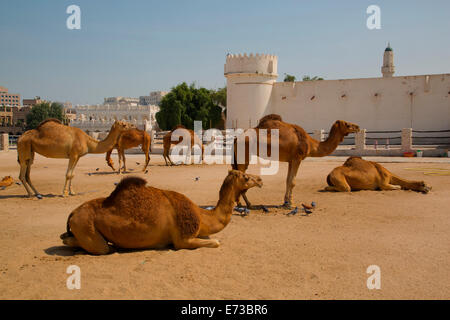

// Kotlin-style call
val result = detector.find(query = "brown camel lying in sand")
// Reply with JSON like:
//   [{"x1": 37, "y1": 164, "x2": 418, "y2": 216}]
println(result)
[
  {"x1": 163, "y1": 125, "x2": 204, "y2": 166},
  {"x1": 233, "y1": 114, "x2": 360, "y2": 208},
  {"x1": 105, "y1": 128, "x2": 152, "y2": 174},
  {"x1": 325, "y1": 156, "x2": 431, "y2": 193},
  {"x1": 17, "y1": 119, "x2": 130, "y2": 197},
  {"x1": 60, "y1": 170, "x2": 263, "y2": 255}
]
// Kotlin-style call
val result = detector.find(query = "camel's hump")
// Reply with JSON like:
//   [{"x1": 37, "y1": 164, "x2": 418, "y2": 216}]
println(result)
[
  {"x1": 37, "y1": 118, "x2": 63, "y2": 129},
  {"x1": 257, "y1": 114, "x2": 282, "y2": 127},
  {"x1": 172, "y1": 124, "x2": 186, "y2": 130},
  {"x1": 104, "y1": 176, "x2": 147, "y2": 206}
]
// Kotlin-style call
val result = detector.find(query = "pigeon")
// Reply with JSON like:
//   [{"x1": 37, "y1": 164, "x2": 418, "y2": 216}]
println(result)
[
  {"x1": 287, "y1": 207, "x2": 298, "y2": 216},
  {"x1": 311, "y1": 201, "x2": 317, "y2": 208},
  {"x1": 301, "y1": 203, "x2": 313, "y2": 210},
  {"x1": 234, "y1": 207, "x2": 250, "y2": 215},
  {"x1": 261, "y1": 206, "x2": 269, "y2": 213},
  {"x1": 303, "y1": 208, "x2": 313, "y2": 215},
  {"x1": 194, "y1": 177, "x2": 200, "y2": 181}
]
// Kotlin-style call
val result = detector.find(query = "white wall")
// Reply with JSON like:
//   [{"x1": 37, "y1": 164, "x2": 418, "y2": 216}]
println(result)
[{"x1": 269, "y1": 74, "x2": 450, "y2": 132}]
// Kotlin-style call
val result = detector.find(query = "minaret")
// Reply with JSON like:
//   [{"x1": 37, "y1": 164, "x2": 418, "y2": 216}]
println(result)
[{"x1": 381, "y1": 42, "x2": 395, "y2": 78}]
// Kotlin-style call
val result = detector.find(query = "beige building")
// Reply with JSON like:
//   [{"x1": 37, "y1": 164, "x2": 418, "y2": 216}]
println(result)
[
  {"x1": 139, "y1": 91, "x2": 168, "y2": 106},
  {"x1": 0, "y1": 86, "x2": 21, "y2": 107},
  {"x1": 22, "y1": 96, "x2": 44, "y2": 107},
  {"x1": 224, "y1": 46, "x2": 450, "y2": 132}
]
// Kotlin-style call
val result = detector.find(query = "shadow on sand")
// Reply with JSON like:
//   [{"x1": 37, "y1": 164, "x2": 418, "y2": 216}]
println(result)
[
  {"x1": 0, "y1": 193, "x2": 59, "y2": 200},
  {"x1": 44, "y1": 245, "x2": 173, "y2": 257}
]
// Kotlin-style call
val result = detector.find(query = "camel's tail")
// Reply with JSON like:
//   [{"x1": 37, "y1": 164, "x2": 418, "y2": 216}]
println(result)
[
  {"x1": 231, "y1": 136, "x2": 238, "y2": 170},
  {"x1": 60, "y1": 212, "x2": 74, "y2": 240},
  {"x1": 326, "y1": 174, "x2": 333, "y2": 186}
]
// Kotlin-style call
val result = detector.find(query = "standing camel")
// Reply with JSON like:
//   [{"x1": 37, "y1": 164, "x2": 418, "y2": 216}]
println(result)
[
  {"x1": 163, "y1": 124, "x2": 204, "y2": 166},
  {"x1": 232, "y1": 114, "x2": 360, "y2": 208},
  {"x1": 105, "y1": 128, "x2": 152, "y2": 174},
  {"x1": 60, "y1": 170, "x2": 263, "y2": 254},
  {"x1": 17, "y1": 119, "x2": 130, "y2": 198}
]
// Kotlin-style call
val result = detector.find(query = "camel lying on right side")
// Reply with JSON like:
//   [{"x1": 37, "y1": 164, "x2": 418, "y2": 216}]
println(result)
[{"x1": 325, "y1": 156, "x2": 431, "y2": 193}]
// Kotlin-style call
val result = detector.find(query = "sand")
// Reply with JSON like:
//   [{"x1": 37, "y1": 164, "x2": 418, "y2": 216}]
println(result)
[{"x1": 0, "y1": 150, "x2": 449, "y2": 299}]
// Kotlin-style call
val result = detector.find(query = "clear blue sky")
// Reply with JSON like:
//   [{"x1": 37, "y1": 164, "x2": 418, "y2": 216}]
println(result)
[{"x1": 1, "y1": 0, "x2": 449, "y2": 105}]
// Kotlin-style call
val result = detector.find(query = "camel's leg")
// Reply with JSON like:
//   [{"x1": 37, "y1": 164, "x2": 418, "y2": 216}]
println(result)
[
  {"x1": 71, "y1": 227, "x2": 114, "y2": 255},
  {"x1": 120, "y1": 149, "x2": 127, "y2": 173},
  {"x1": 63, "y1": 156, "x2": 79, "y2": 197},
  {"x1": 25, "y1": 156, "x2": 40, "y2": 196},
  {"x1": 324, "y1": 172, "x2": 351, "y2": 192},
  {"x1": 379, "y1": 183, "x2": 402, "y2": 191},
  {"x1": 173, "y1": 237, "x2": 220, "y2": 250},
  {"x1": 142, "y1": 146, "x2": 150, "y2": 172},
  {"x1": 106, "y1": 149, "x2": 115, "y2": 171},
  {"x1": 62, "y1": 236, "x2": 80, "y2": 248},
  {"x1": 241, "y1": 190, "x2": 252, "y2": 208},
  {"x1": 19, "y1": 160, "x2": 34, "y2": 197},
  {"x1": 283, "y1": 159, "x2": 301, "y2": 208}
]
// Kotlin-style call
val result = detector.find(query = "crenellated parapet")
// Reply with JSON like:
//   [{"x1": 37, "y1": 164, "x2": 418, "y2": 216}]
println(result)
[{"x1": 224, "y1": 53, "x2": 278, "y2": 77}]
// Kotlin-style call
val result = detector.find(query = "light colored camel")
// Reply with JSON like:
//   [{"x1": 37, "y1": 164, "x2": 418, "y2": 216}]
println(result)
[
  {"x1": 325, "y1": 156, "x2": 432, "y2": 193},
  {"x1": 232, "y1": 114, "x2": 360, "y2": 208},
  {"x1": 105, "y1": 128, "x2": 152, "y2": 174},
  {"x1": 163, "y1": 125, "x2": 204, "y2": 166},
  {"x1": 17, "y1": 119, "x2": 130, "y2": 197},
  {"x1": 60, "y1": 170, "x2": 263, "y2": 254}
]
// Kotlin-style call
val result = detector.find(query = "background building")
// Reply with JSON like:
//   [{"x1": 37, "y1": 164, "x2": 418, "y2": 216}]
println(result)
[
  {"x1": 139, "y1": 91, "x2": 168, "y2": 106},
  {"x1": 224, "y1": 46, "x2": 450, "y2": 132},
  {"x1": 0, "y1": 86, "x2": 21, "y2": 107}
]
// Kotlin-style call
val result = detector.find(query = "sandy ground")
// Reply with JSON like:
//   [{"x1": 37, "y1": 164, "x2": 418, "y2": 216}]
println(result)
[{"x1": 0, "y1": 150, "x2": 449, "y2": 300}]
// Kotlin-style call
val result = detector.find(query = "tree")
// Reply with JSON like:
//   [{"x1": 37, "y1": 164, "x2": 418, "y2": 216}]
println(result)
[
  {"x1": 25, "y1": 102, "x2": 65, "y2": 130},
  {"x1": 283, "y1": 74, "x2": 296, "y2": 82},
  {"x1": 156, "y1": 83, "x2": 223, "y2": 130},
  {"x1": 302, "y1": 75, "x2": 324, "y2": 81}
]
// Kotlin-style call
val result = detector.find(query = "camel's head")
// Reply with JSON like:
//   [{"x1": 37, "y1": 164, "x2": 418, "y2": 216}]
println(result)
[
  {"x1": 417, "y1": 181, "x2": 432, "y2": 194},
  {"x1": 227, "y1": 170, "x2": 263, "y2": 193},
  {"x1": 336, "y1": 120, "x2": 360, "y2": 136}
]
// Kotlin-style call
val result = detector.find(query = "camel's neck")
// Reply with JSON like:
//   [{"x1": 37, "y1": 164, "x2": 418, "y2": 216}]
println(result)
[
  {"x1": 308, "y1": 124, "x2": 345, "y2": 157},
  {"x1": 87, "y1": 129, "x2": 120, "y2": 154},
  {"x1": 198, "y1": 185, "x2": 240, "y2": 236}
]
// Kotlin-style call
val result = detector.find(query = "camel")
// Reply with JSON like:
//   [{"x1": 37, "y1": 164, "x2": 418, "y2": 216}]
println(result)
[
  {"x1": 163, "y1": 125, "x2": 204, "y2": 166},
  {"x1": 60, "y1": 170, "x2": 263, "y2": 254},
  {"x1": 105, "y1": 128, "x2": 152, "y2": 174},
  {"x1": 324, "y1": 156, "x2": 432, "y2": 193},
  {"x1": 17, "y1": 119, "x2": 130, "y2": 198},
  {"x1": 0, "y1": 176, "x2": 14, "y2": 188},
  {"x1": 232, "y1": 114, "x2": 360, "y2": 208}
]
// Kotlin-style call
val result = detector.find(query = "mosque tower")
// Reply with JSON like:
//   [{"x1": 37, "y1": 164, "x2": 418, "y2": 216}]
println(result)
[
  {"x1": 224, "y1": 53, "x2": 278, "y2": 129},
  {"x1": 381, "y1": 43, "x2": 395, "y2": 78}
]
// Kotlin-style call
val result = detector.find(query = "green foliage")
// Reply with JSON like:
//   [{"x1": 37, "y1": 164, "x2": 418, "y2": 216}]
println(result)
[
  {"x1": 25, "y1": 102, "x2": 65, "y2": 130},
  {"x1": 302, "y1": 75, "x2": 324, "y2": 81},
  {"x1": 283, "y1": 74, "x2": 296, "y2": 82},
  {"x1": 156, "y1": 83, "x2": 225, "y2": 130}
]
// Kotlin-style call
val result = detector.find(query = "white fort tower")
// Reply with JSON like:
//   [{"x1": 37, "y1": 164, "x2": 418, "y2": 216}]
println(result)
[{"x1": 224, "y1": 53, "x2": 278, "y2": 129}]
